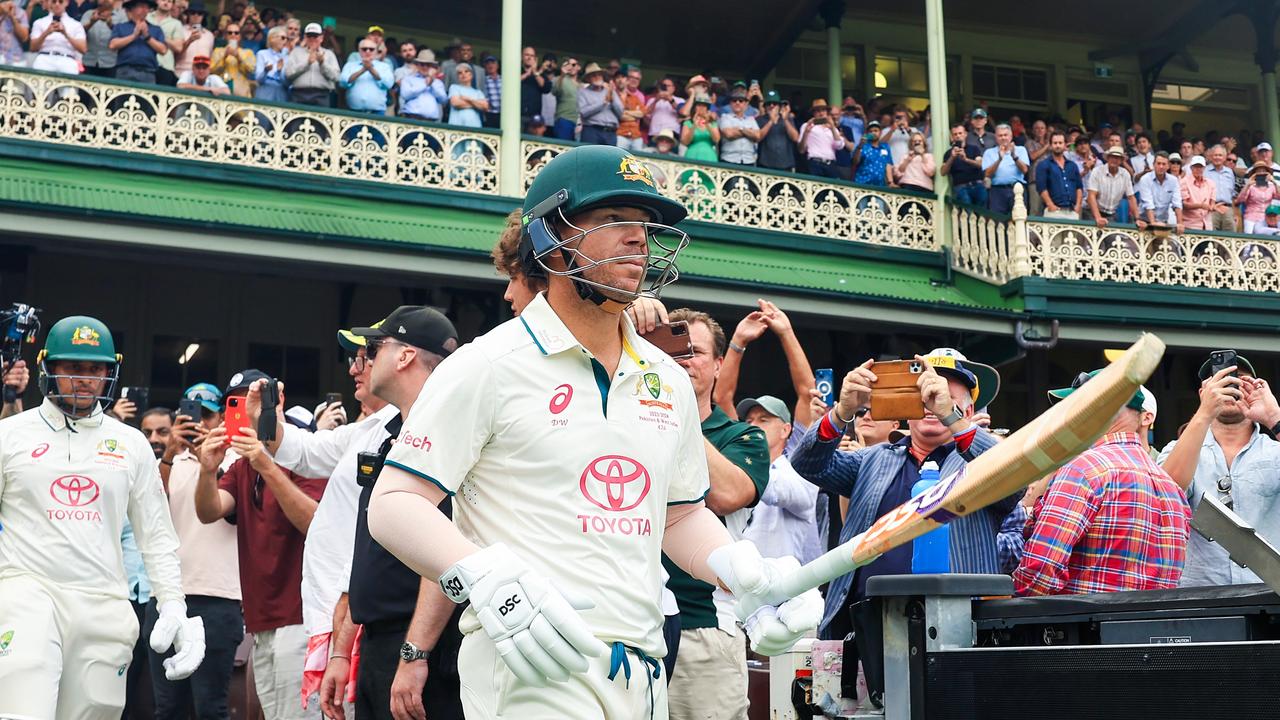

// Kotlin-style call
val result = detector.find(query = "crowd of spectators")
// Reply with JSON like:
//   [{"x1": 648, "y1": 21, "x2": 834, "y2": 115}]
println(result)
[{"x1": 3, "y1": 0, "x2": 1278, "y2": 234}]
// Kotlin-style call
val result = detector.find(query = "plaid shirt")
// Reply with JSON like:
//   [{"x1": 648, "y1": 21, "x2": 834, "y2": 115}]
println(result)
[
  {"x1": 484, "y1": 72, "x2": 501, "y2": 113},
  {"x1": 1014, "y1": 433, "x2": 1190, "y2": 596}
]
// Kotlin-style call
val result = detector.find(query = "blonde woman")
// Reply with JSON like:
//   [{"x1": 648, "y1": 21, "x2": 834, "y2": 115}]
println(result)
[{"x1": 894, "y1": 130, "x2": 936, "y2": 192}]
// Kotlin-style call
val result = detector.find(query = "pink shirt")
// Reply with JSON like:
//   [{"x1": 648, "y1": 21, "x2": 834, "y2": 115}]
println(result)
[
  {"x1": 897, "y1": 153, "x2": 936, "y2": 190},
  {"x1": 802, "y1": 123, "x2": 844, "y2": 162},
  {"x1": 646, "y1": 95, "x2": 683, "y2": 138},
  {"x1": 1239, "y1": 183, "x2": 1280, "y2": 223},
  {"x1": 1180, "y1": 174, "x2": 1214, "y2": 229}
]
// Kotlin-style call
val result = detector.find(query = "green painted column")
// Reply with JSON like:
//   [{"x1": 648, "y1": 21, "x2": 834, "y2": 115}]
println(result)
[
  {"x1": 499, "y1": 0, "x2": 522, "y2": 197},
  {"x1": 819, "y1": 0, "x2": 846, "y2": 106},
  {"x1": 1263, "y1": 72, "x2": 1280, "y2": 148},
  {"x1": 925, "y1": 0, "x2": 952, "y2": 250}
]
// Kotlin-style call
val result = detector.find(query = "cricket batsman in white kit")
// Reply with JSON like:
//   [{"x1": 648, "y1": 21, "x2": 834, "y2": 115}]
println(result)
[
  {"x1": 0, "y1": 316, "x2": 205, "y2": 719},
  {"x1": 365, "y1": 145, "x2": 824, "y2": 719}
]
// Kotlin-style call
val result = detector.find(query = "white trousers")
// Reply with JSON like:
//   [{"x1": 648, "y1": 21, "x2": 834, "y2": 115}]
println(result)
[
  {"x1": 0, "y1": 572, "x2": 137, "y2": 720},
  {"x1": 251, "y1": 624, "x2": 319, "y2": 720},
  {"x1": 458, "y1": 631, "x2": 668, "y2": 720}
]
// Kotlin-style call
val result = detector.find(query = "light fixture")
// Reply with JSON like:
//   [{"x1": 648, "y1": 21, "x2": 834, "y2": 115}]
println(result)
[
  {"x1": 178, "y1": 343, "x2": 200, "y2": 365},
  {"x1": 875, "y1": 71, "x2": 888, "y2": 89}
]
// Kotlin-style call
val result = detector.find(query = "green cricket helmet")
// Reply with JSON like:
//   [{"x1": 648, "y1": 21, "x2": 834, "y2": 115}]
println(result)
[
  {"x1": 520, "y1": 145, "x2": 691, "y2": 307},
  {"x1": 37, "y1": 315, "x2": 121, "y2": 419}
]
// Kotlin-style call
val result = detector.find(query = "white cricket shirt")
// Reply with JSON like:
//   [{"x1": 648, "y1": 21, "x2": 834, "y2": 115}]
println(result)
[
  {"x1": 274, "y1": 403, "x2": 400, "y2": 635},
  {"x1": 0, "y1": 399, "x2": 183, "y2": 603},
  {"x1": 384, "y1": 293, "x2": 710, "y2": 656}
]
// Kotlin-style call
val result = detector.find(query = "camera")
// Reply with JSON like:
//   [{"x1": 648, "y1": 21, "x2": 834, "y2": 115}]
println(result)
[{"x1": 0, "y1": 303, "x2": 41, "y2": 404}]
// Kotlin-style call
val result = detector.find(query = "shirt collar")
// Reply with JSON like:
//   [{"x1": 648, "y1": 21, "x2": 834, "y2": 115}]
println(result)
[
  {"x1": 1204, "y1": 422, "x2": 1264, "y2": 450},
  {"x1": 39, "y1": 397, "x2": 106, "y2": 433},
  {"x1": 517, "y1": 292, "x2": 657, "y2": 371},
  {"x1": 1092, "y1": 431, "x2": 1143, "y2": 449},
  {"x1": 701, "y1": 405, "x2": 733, "y2": 433}
]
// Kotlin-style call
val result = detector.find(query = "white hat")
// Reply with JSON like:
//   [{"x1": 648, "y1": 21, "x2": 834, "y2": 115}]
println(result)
[
  {"x1": 1257, "y1": 142, "x2": 1273, "y2": 152},
  {"x1": 304, "y1": 22, "x2": 322, "y2": 35},
  {"x1": 1139, "y1": 385, "x2": 1157, "y2": 419},
  {"x1": 1188, "y1": 155, "x2": 1206, "y2": 167}
]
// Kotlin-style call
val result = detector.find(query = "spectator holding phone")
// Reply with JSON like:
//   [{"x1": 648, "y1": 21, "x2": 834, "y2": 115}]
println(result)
[
  {"x1": 942, "y1": 122, "x2": 987, "y2": 207},
  {"x1": 893, "y1": 130, "x2": 935, "y2": 192},
  {"x1": 851, "y1": 119, "x2": 891, "y2": 186},
  {"x1": 681, "y1": 94, "x2": 720, "y2": 162},
  {"x1": 173, "y1": 0, "x2": 212, "y2": 79},
  {"x1": 194, "y1": 369, "x2": 327, "y2": 719},
  {"x1": 29, "y1": 0, "x2": 87, "y2": 75},
  {"x1": 800, "y1": 98, "x2": 850, "y2": 179},
  {"x1": 0, "y1": 0, "x2": 30, "y2": 68},
  {"x1": 210, "y1": 21, "x2": 256, "y2": 96},
  {"x1": 645, "y1": 76, "x2": 684, "y2": 144},
  {"x1": 145, "y1": 382, "x2": 245, "y2": 719},
  {"x1": 1234, "y1": 161, "x2": 1280, "y2": 232}
]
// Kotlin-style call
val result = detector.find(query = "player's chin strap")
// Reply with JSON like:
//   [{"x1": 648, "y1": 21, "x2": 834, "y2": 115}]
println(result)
[
  {"x1": 559, "y1": 247, "x2": 636, "y2": 315},
  {"x1": 607, "y1": 642, "x2": 661, "y2": 720}
]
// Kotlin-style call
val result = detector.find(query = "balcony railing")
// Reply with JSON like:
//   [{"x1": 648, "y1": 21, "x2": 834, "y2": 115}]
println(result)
[
  {"x1": 522, "y1": 139, "x2": 939, "y2": 252},
  {"x1": 950, "y1": 184, "x2": 1280, "y2": 293},
  {"x1": 0, "y1": 68, "x2": 938, "y2": 254}
]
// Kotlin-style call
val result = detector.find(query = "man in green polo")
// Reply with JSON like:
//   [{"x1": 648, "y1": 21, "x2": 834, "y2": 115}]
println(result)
[{"x1": 663, "y1": 308, "x2": 770, "y2": 720}]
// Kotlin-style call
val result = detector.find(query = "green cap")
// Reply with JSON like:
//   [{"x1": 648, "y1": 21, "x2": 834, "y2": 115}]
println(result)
[
  {"x1": 40, "y1": 315, "x2": 118, "y2": 364},
  {"x1": 1048, "y1": 369, "x2": 1145, "y2": 412},
  {"x1": 522, "y1": 144, "x2": 687, "y2": 225},
  {"x1": 736, "y1": 395, "x2": 792, "y2": 424},
  {"x1": 1266, "y1": 205, "x2": 1280, "y2": 216},
  {"x1": 763, "y1": 90, "x2": 781, "y2": 104},
  {"x1": 337, "y1": 319, "x2": 383, "y2": 353}
]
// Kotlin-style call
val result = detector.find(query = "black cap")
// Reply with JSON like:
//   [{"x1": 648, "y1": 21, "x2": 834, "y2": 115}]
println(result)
[
  {"x1": 1197, "y1": 352, "x2": 1257, "y2": 380},
  {"x1": 352, "y1": 306, "x2": 458, "y2": 357},
  {"x1": 224, "y1": 368, "x2": 270, "y2": 396}
]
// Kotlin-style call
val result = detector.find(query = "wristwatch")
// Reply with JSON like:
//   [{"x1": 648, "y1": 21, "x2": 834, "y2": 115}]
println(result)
[
  {"x1": 938, "y1": 407, "x2": 964, "y2": 427},
  {"x1": 399, "y1": 641, "x2": 430, "y2": 663}
]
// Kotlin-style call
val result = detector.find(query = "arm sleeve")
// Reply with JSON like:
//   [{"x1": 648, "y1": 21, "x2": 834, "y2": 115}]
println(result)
[
  {"x1": 996, "y1": 503, "x2": 1027, "y2": 575},
  {"x1": 253, "y1": 50, "x2": 268, "y2": 82},
  {"x1": 127, "y1": 448, "x2": 185, "y2": 605},
  {"x1": 981, "y1": 149, "x2": 996, "y2": 171},
  {"x1": 322, "y1": 51, "x2": 340, "y2": 82},
  {"x1": 430, "y1": 78, "x2": 447, "y2": 103},
  {"x1": 1034, "y1": 160, "x2": 1049, "y2": 189},
  {"x1": 273, "y1": 421, "x2": 357, "y2": 480},
  {"x1": 1138, "y1": 178, "x2": 1154, "y2": 211},
  {"x1": 339, "y1": 60, "x2": 358, "y2": 87},
  {"x1": 787, "y1": 421, "x2": 865, "y2": 498},
  {"x1": 718, "y1": 426, "x2": 771, "y2": 507},
  {"x1": 399, "y1": 74, "x2": 425, "y2": 101},
  {"x1": 382, "y1": 346, "x2": 495, "y2": 495},
  {"x1": 284, "y1": 49, "x2": 305, "y2": 81},
  {"x1": 609, "y1": 92, "x2": 624, "y2": 120},
  {"x1": 1012, "y1": 466, "x2": 1098, "y2": 596},
  {"x1": 1170, "y1": 181, "x2": 1183, "y2": 209},
  {"x1": 376, "y1": 61, "x2": 394, "y2": 90}
]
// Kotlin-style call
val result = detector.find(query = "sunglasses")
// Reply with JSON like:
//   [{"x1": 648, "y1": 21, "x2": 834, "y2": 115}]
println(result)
[
  {"x1": 1216, "y1": 474, "x2": 1234, "y2": 509},
  {"x1": 731, "y1": 98, "x2": 747, "y2": 103},
  {"x1": 365, "y1": 337, "x2": 403, "y2": 360},
  {"x1": 226, "y1": 30, "x2": 240, "y2": 35},
  {"x1": 359, "y1": 47, "x2": 376, "y2": 52}
]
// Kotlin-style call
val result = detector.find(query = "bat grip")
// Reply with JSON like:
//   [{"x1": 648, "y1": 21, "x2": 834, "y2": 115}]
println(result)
[{"x1": 736, "y1": 534, "x2": 868, "y2": 617}]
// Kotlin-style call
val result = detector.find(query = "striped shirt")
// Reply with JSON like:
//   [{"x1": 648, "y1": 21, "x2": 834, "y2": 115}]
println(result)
[
  {"x1": 483, "y1": 72, "x2": 501, "y2": 113},
  {"x1": 1014, "y1": 433, "x2": 1190, "y2": 596}
]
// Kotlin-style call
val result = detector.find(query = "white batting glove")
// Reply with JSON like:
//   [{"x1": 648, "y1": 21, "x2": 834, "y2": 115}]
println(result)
[
  {"x1": 439, "y1": 543, "x2": 608, "y2": 686},
  {"x1": 708, "y1": 540, "x2": 824, "y2": 656},
  {"x1": 149, "y1": 600, "x2": 206, "y2": 680}
]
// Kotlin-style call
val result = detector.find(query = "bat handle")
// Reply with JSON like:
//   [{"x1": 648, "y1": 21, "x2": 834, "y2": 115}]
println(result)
[{"x1": 736, "y1": 534, "x2": 868, "y2": 618}]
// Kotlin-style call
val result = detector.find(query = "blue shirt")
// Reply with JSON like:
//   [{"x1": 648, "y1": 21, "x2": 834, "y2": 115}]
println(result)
[
  {"x1": 340, "y1": 58, "x2": 394, "y2": 112},
  {"x1": 121, "y1": 521, "x2": 152, "y2": 604},
  {"x1": 836, "y1": 115, "x2": 864, "y2": 166},
  {"x1": 854, "y1": 141, "x2": 892, "y2": 186},
  {"x1": 399, "y1": 73, "x2": 447, "y2": 120},
  {"x1": 1035, "y1": 156, "x2": 1084, "y2": 209},
  {"x1": 110, "y1": 21, "x2": 165, "y2": 70},
  {"x1": 483, "y1": 72, "x2": 501, "y2": 113},
  {"x1": 982, "y1": 144, "x2": 1030, "y2": 186},
  {"x1": 1204, "y1": 164, "x2": 1237, "y2": 203},
  {"x1": 447, "y1": 84, "x2": 485, "y2": 128},
  {"x1": 1137, "y1": 172, "x2": 1183, "y2": 218},
  {"x1": 1157, "y1": 426, "x2": 1280, "y2": 587},
  {"x1": 255, "y1": 47, "x2": 288, "y2": 86}
]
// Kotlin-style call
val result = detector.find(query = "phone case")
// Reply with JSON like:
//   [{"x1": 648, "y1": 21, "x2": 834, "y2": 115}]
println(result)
[
  {"x1": 870, "y1": 360, "x2": 925, "y2": 420},
  {"x1": 225, "y1": 397, "x2": 249, "y2": 441}
]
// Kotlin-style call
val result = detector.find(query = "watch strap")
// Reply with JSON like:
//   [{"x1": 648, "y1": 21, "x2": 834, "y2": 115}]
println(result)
[
  {"x1": 939, "y1": 407, "x2": 964, "y2": 427},
  {"x1": 1270, "y1": 420, "x2": 1280, "y2": 438},
  {"x1": 400, "y1": 642, "x2": 430, "y2": 661}
]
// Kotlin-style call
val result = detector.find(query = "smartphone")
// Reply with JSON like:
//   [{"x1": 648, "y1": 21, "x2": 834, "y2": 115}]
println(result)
[
  {"x1": 869, "y1": 359, "x2": 926, "y2": 420},
  {"x1": 225, "y1": 396, "x2": 249, "y2": 442},
  {"x1": 178, "y1": 398, "x2": 204, "y2": 424},
  {"x1": 815, "y1": 368, "x2": 835, "y2": 406},
  {"x1": 121, "y1": 386, "x2": 150, "y2": 412},
  {"x1": 1257, "y1": 175, "x2": 1268, "y2": 187},
  {"x1": 647, "y1": 321, "x2": 693, "y2": 360},
  {"x1": 324, "y1": 392, "x2": 343, "y2": 407},
  {"x1": 1208, "y1": 349, "x2": 1240, "y2": 378}
]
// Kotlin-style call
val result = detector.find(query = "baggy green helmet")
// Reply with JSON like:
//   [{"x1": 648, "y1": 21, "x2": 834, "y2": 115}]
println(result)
[
  {"x1": 37, "y1": 315, "x2": 121, "y2": 419},
  {"x1": 520, "y1": 145, "x2": 691, "y2": 306}
]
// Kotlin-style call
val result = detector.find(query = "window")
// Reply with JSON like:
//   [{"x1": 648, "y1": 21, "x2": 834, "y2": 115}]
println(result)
[
  {"x1": 150, "y1": 335, "x2": 219, "y2": 408},
  {"x1": 246, "y1": 343, "x2": 321, "y2": 410},
  {"x1": 973, "y1": 63, "x2": 1049, "y2": 105},
  {"x1": 873, "y1": 53, "x2": 960, "y2": 101},
  {"x1": 1152, "y1": 82, "x2": 1249, "y2": 108}
]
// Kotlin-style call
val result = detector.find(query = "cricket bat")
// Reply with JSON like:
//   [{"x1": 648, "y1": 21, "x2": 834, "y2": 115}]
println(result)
[{"x1": 739, "y1": 332, "x2": 1166, "y2": 615}]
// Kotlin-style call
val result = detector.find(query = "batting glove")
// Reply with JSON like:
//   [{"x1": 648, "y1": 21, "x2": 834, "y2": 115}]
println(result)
[
  {"x1": 149, "y1": 600, "x2": 206, "y2": 680},
  {"x1": 439, "y1": 543, "x2": 608, "y2": 686},
  {"x1": 708, "y1": 540, "x2": 824, "y2": 656}
]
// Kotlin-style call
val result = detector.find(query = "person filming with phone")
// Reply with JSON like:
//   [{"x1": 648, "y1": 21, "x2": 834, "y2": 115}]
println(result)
[
  {"x1": 193, "y1": 369, "x2": 327, "y2": 719},
  {"x1": 1158, "y1": 351, "x2": 1280, "y2": 588},
  {"x1": 788, "y1": 348, "x2": 1016, "y2": 710},
  {"x1": 1234, "y1": 161, "x2": 1280, "y2": 233}
]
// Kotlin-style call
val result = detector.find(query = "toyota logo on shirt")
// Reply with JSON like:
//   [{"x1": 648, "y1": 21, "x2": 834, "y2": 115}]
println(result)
[
  {"x1": 579, "y1": 455, "x2": 651, "y2": 512},
  {"x1": 49, "y1": 475, "x2": 100, "y2": 507}
]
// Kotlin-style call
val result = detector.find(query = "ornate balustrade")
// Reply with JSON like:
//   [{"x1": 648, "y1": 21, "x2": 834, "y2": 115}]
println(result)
[
  {"x1": 949, "y1": 183, "x2": 1280, "y2": 293},
  {"x1": 0, "y1": 68, "x2": 500, "y2": 194},
  {"x1": 522, "y1": 140, "x2": 939, "y2": 251}
]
